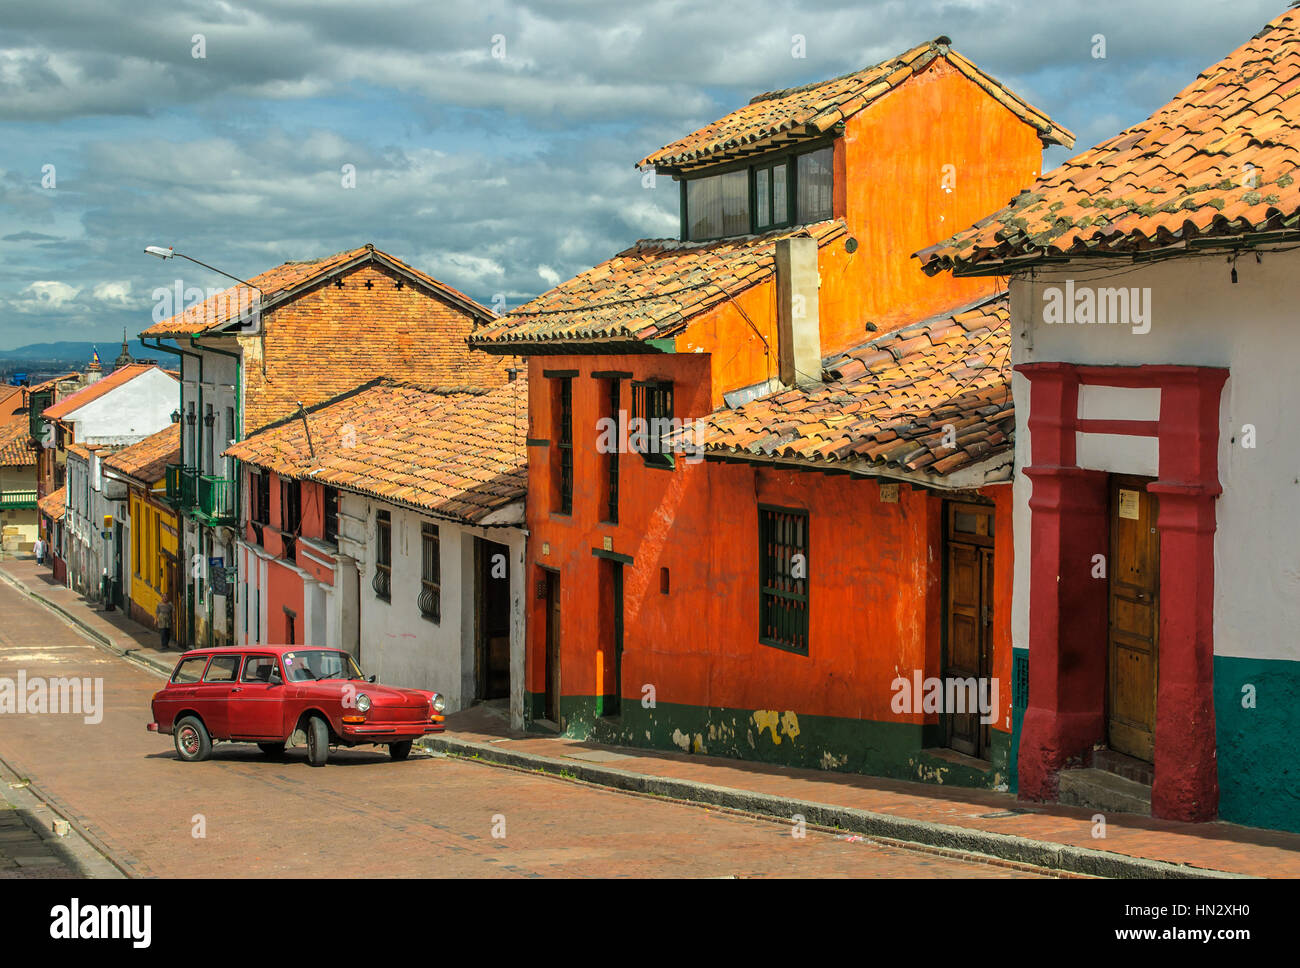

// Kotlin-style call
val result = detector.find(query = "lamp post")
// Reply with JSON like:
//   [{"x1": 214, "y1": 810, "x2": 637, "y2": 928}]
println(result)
[{"x1": 143, "y1": 246, "x2": 259, "y2": 291}]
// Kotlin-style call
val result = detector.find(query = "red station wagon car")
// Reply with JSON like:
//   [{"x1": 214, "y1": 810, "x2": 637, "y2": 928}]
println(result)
[{"x1": 148, "y1": 646, "x2": 446, "y2": 766}]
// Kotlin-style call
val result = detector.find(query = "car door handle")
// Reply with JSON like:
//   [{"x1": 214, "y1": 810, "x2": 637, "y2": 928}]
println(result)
[{"x1": 231, "y1": 687, "x2": 243, "y2": 693}]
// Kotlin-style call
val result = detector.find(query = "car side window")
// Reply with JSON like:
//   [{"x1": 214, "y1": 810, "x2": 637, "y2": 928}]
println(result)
[
  {"x1": 242, "y1": 655, "x2": 278, "y2": 684},
  {"x1": 203, "y1": 655, "x2": 240, "y2": 683},
  {"x1": 172, "y1": 656, "x2": 209, "y2": 683}
]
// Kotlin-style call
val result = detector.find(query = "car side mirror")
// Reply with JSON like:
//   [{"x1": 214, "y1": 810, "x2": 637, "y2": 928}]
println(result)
[
  {"x1": 367, "y1": 675, "x2": 376, "y2": 683},
  {"x1": 269, "y1": 670, "x2": 282, "y2": 685}
]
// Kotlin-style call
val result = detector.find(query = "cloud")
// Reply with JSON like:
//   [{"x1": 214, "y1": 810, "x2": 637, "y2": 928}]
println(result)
[
  {"x1": 0, "y1": 0, "x2": 1289, "y2": 346},
  {"x1": 10, "y1": 279, "x2": 79, "y2": 312},
  {"x1": 91, "y1": 280, "x2": 133, "y2": 304}
]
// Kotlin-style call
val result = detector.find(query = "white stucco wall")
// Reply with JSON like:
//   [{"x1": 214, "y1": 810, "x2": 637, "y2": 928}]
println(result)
[
  {"x1": 63, "y1": 452, "x2": 127, "y2": 599},
  {"x1": 337, "y1": 494, "x2": 527, "y2": 727},
  {"x1": 1010, "y1": 248, "x2": 1300, "y2": 664},
  {"x1": 176, "y1": 347, "x2": 241, "y2": 646},
  {"x1": 64, "y1": 368, "x2": 178, "y2": 446}
]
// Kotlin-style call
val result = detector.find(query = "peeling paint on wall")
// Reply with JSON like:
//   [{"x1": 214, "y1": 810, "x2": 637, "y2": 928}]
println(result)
[{"x1": 752, "y1": 709, "x2": 801, "y2": 746}]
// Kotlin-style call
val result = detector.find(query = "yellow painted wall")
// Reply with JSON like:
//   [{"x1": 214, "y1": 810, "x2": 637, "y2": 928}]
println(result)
[{"x1": 129, "y1": 484, "x2": 178, "y2": 620}]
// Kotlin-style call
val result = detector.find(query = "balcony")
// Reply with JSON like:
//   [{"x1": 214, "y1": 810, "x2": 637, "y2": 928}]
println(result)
[
  {"x1": 0, "y1": 489, "x2": 38, "y2": 510},
  {"x1": 196, "y1": 475, "x2": 236, "y2": 525},
  {"x1": 164, "y1": 465, "x2": 198, "y2": 511}
]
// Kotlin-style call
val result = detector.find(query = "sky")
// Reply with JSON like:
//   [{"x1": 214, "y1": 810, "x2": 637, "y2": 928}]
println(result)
[{"x1": 0, "y1": 0, "x2": 1289, "y2": 350}]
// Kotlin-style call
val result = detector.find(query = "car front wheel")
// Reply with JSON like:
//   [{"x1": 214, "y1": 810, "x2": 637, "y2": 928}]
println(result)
[
  {"x1": 305, "y1": 717, "x2": 329, "y2": 767},
  {"x1": 174, "y1": 716, "x2": 211, "y2": 763},
  {"x1": 389, "y1": 740, "x2": 413, "y2": 761}
]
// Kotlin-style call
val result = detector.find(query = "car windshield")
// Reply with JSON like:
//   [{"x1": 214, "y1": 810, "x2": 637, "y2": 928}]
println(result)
[{"x1": 282, "y1": 650, "x2": 365, "y2": 683}]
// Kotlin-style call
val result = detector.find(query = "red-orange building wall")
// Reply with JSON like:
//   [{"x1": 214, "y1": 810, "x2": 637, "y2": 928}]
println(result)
[{"x1": 520, "y1": 57, "x2": 1041, "y2": 784}]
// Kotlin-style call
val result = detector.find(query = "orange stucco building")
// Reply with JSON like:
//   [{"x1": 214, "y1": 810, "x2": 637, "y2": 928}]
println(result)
[{"x1": 474, "y1": 38, "x2": 1071, "y2": 786}]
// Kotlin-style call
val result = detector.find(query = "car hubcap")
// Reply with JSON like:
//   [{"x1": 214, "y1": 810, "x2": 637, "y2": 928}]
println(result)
[{"x1": 181, "y1": 728, "x2": 198, "y2": 756}]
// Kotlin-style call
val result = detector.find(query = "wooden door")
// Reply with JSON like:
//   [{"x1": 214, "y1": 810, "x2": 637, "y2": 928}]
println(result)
[
  {"x1": 1108, "y1": 477, "x2": 1159, "y2": 762},
  {"x1": 945, "y1": 503, "x2": 994, "y2": 758},
  {"x1": 544, "y1": 571, "x2": 561, "y2": 723}
]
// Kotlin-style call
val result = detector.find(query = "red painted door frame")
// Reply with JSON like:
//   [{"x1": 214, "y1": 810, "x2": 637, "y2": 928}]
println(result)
[{"x1": 1016, "y1": 362, "x2": 1227, "y2": 822}]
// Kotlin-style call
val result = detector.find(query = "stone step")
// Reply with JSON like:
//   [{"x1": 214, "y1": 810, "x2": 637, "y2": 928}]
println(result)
[
  {"x1": 1092, "y1": 748, "x2": 1155, "y2": 786},
  {"x1": 1058, "y1": 767, "x2": 1152, "y2": 817}
]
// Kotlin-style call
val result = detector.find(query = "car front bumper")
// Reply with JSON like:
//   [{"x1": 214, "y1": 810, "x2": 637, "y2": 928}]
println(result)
[{"x1": 340, "y1": 718, "x2": 445, "y2": 741}]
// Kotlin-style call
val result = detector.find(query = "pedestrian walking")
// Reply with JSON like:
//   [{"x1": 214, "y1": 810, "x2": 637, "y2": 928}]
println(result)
[
  {"x1": 156, "y1": 599, "x2": 174, "y2": 649},
  {"x1": 33, "y1": 537, "x2": 45, "y2": 566}
]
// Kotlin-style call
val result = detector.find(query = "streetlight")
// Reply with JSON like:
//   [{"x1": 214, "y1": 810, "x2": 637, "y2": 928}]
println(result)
[{"x1": 143, "y1": 246, "x2": 260, "y2": 291}]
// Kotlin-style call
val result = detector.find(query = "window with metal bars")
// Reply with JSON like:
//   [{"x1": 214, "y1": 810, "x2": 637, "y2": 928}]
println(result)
[
  {"x1": 373, "y1": 509, "x2": 391, "y2": 602},
  {"x1": 553, "y1": 377, "x2": 573, "y2": 514},
  {"x1": 605, "y1": 379, "x2": 620, "y2": 523},
  {"x1": 419, "y1": 522, "x2": 440, "y2": 623},
  {"x1": 281, "y1": 478, "x2": 301, "y2": 561},
  {"x1": 323, "y1": 485, "x2": 338, "y2": 544},
  {"x1": 759, "y1": 506, "x2": 810, "y2": 654},
  {"x1": 251, "y1": 471, "x2": 271, "y2": 525},
  {"x1": 632, "y1": 380, "x2": 674, "y2": 468}
]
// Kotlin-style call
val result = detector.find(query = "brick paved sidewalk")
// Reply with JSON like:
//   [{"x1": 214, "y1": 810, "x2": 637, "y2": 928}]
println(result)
[
  {"x1": 0, "y1": 557, "x2": 179, "y2": 678},
  {"x1": 430, "y1": 705, "x2": 1300, "y2": 879}
]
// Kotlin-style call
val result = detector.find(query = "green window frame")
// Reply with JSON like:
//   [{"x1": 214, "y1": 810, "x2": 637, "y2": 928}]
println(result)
[
  {"x1": 631, "y1": 380, "x2": 674, "y2": 469},
  {"x1": 753, "y1": 157, "x2": 791, "y2": 231},
  {"x1": 679, "y1": 140, "x2": 834, "y2": 242},
  {"x1": 759, "y1": 505, "x2": 809, "y2": 654}
]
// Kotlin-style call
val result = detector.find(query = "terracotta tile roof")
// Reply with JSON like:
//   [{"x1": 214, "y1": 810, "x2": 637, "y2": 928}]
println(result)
[
  {"x1": 919, "y1": 10, "x2": 1300, "y2": 274},
  {"x1": 38, "y1": 485, "x2": 66, "y2": 522},
  {"x1": 42, "y1": 364, "x2": 175, "y2": 421},
  {"x1": 102, "y1": 424, "x2": 180, "y2": 485},
  {"x1": 0, "y1": 414, "x2": 36, "y2": 467},
  {"x1": 225, "y1": 379, "x2": 528, "y2": 525},
  {"x1": 472, "y1": 221, "x2": 847, "y2": 349},
  {"x1": 140, "y1": 244, "x2": 495, "y2": 338},
  {"x1": 690, "y1": 292, "x2": 1012, "y2": 479},
  {"x1": 28, "y1": 372, "x2": 81, "y2": 393},
  {"x1": 639, "y1": 39, "x2": 1072, "y2": 171},
  {"x1": 65, "y1": 442, "x2": 102, "y2": 461}
]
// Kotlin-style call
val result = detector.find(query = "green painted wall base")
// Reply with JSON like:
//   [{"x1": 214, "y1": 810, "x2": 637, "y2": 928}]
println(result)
[
  {"x1": 525, "y1": 692, "x2": 1011, "y2": 791},
  {"x1": 1214, "y1": 654, "x2": 1300, "y2": 834}
]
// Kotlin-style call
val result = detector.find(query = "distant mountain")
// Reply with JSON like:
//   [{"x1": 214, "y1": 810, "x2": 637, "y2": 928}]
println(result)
[{"x1": 0, "y1": 339, "x2": 156, "y2": 362}]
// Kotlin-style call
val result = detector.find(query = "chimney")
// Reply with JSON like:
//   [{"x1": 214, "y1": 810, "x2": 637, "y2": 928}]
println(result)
[{"x1": 775, "y1": 237, "x2": 821, "y2": 388}]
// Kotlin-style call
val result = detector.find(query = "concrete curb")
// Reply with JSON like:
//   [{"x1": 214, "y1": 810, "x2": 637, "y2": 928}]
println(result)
[
  {"x1": 419, "y1": 734, "x2": 1248, "y2": 880},
  {"x1": 0, "y1": 570, "x2": 173, "y2": 680}
]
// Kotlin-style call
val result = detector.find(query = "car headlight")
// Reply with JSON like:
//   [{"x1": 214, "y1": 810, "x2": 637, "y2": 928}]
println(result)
[
  {"x1": 431, "y1": 693, "x2": 446, "y2": 713},
  {"x1": 355, "y1": 693, "x2": 371, "y2": 713}
]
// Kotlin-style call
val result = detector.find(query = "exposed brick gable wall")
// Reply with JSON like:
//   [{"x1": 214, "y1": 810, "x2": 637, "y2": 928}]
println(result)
[{"x1": 242, "y1": 262, "x2": 507, "y2": 431}]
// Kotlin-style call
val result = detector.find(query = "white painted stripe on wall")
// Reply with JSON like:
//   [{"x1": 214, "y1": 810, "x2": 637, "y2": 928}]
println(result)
[
  {"x1": 1076, "y1": 431, "x2": 1159, "y2": 477},
  {"x1": 1077, "y1": 384, "x2": 1161, "y2": 422}
]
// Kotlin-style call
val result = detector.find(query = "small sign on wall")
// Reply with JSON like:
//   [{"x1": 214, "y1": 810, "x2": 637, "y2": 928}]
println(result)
[
  {"x1": 542, "y1": 542, "x2": 550, "y2": 556},
  {"x1": 602, "y1": 536, "x2": 613, "y2": 551},
  {"x1": 879, "y1": 483, "x2": 899, "y2": 503},
  {"x1": 1118, "y1": 489, "x2": 1140, "y2": 520}
]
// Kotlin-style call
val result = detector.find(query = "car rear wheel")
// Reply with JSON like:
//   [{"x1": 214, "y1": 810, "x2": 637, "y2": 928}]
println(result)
[
  {"x1": 257, "y1": 742, "x2": 285, "y2": 756},
  {"x1": 389, "y1": 740, "x2": 413, "y2": 761},
  {"x1": 305, "y1": 717, "x2": 329, "y2": 767},
  {"x1": 174, "y1": 716, "x2": 211, "y2": 763}
]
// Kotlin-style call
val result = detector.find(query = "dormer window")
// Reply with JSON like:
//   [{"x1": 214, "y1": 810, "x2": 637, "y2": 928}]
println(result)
[{"x1": 681, "y1": 142, "x2": 834, "y2": 242}]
